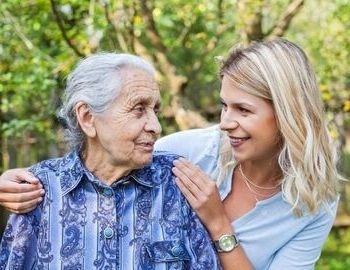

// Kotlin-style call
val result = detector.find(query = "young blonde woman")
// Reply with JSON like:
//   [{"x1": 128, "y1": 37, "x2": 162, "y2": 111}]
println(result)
[
  {"x1": 0, "y1": 39, "x2": 340, "y2": 269},
  {"x1": 157, "y1": 39, "x2": 340, "y2": 269}
]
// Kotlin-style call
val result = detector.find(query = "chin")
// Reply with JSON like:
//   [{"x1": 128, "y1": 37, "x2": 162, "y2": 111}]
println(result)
[
  {"x1": 136, "y1": 154, "x2": 153, "y2": 167},
  {"x1": 232, "y1": 154, "x2": 247, "y2": 163}
]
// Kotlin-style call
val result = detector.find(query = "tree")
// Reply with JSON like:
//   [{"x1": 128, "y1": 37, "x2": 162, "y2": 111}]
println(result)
[{"x1": 1, "y1": 0, "x2": 349, "y2": 169}]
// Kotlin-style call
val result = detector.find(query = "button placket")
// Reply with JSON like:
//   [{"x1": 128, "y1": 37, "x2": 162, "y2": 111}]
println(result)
[
  {"x1": 103, "y1": 188, "x2": 113, "y2": 197},
  {"x1": 103, "y1": 227, "x2": 114, "y2": 239}
]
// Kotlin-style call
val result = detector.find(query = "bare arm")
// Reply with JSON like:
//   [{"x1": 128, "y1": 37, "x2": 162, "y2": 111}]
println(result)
[
  {"x1": 172, "y1": 158, "x2": 252, "y2": 270},
  {"x1": 0, "y1": 168, "x2": 44, "y2": 213}
]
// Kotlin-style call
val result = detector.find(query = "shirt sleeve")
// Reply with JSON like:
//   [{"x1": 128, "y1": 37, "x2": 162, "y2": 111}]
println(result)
[
  {"x1": 155, "y1": 125, "x2": 220, "y2": 160},
  {"x1": 0, "y1": 209, "x2": 41, "y2": 269},
  {"x1": 155, "y1": 130, "x2": 193, "y2": 158},
  {"x1": 267, "y1": 199, "x2": 338, "y2": 270},
  {"x1": 181, "y1": 201, "x2": 221, "y2": 269}
]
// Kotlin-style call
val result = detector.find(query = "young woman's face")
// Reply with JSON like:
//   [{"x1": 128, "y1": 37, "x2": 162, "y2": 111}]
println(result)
[{"x1": 219, "y1": 75, "x2": 282, "y2": 163}]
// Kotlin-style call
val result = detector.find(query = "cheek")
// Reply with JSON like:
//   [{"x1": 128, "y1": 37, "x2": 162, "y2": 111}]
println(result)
[
  {"x1": 121, "y1": 121, "x2": 146, "y2": 140},
  {"x1": 260, "y1": 118, "x2": 281, "y2": 147}
]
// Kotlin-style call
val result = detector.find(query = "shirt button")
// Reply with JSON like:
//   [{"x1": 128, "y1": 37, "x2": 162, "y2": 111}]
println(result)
[
  {"x1": 103, "y1": 188, "x2": 113, "y2": 197},
  {"x1": 104, "y1": 227, "x2": 114, "y2": 239},
  {"x1": 171, "y1": 245, "x2": 184, "y2": 257}
]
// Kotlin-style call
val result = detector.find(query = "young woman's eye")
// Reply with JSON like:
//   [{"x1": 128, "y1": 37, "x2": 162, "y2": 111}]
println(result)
[{"x1": 239, "y1": 107, "x2": 250, "y2": 113}]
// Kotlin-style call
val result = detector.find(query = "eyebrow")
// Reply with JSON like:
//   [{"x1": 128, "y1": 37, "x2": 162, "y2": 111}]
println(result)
[
  {"x1": 131, "y1": 96, "x2": 161, "y2": 107},
  {"x1": 220, "y1": 98, "x2": 255, "y2": 108}
]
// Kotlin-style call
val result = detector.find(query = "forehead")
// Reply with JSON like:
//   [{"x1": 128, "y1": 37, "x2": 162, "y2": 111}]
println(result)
[
  {"x1": 220, "y1": 76, "x2": 249, "y2": 99},
  {"x1": 220, "y1": 75, "x2": 267, "y2": 105},
  {"x1": 118, "y1": 68, "x2": 160, "y2": 103}
]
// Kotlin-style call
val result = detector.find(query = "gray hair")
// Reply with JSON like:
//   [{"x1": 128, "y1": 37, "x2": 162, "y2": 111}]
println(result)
[{"x1": 58, "y1": 52, "x2": 156, "y2": 150}]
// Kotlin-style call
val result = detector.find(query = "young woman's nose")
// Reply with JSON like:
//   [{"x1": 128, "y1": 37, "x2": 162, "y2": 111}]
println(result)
[{"x1": 219, "y1": 111, "x2": 240, "y2": 131}]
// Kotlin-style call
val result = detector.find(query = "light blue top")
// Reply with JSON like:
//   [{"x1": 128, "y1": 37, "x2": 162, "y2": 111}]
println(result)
[{"x1": 155, "y1": 125, "x2": 338, "y2": 270}]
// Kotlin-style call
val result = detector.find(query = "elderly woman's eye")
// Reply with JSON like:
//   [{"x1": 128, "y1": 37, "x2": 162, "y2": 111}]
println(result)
[
  {"x1": 134, "y1": 106, "x2": 145, "y2": 113},
  {"x1": 154, "y1": 107, "x2": 161, "y2": 115}
]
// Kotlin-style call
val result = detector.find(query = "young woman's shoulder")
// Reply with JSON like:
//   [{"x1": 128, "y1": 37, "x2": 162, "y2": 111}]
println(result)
[{"x1": 155, "y1": 125, "x2": 221, "y2": 159}]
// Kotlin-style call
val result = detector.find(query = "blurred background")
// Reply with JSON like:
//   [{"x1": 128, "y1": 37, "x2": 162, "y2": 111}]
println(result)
[{"x1": 0, "y1": 0, "x2": 349, "y2": 268}]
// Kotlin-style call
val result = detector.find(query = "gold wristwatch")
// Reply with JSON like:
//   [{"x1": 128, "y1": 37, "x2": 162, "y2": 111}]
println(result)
[{"x1": 213, "y1": 234, "x2": 239, "y2": 253}]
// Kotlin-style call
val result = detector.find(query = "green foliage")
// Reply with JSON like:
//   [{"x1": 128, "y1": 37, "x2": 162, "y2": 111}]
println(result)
[
  {"x1": 286, "y1": 1, "x2": 350, "y2": 133},
  {"x1": 316, "y1": 227, "x2": 350, "y2": 270}
]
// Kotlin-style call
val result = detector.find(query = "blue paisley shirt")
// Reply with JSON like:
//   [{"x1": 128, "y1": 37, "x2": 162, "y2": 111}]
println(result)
[{"x1": 0, "y1": 151, "x2": 220, "y2": 270}]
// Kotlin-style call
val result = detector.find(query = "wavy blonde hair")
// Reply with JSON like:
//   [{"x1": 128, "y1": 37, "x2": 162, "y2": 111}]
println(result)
[{"x1": 217, "y1": 39, "x2": 339, "y2": 216}]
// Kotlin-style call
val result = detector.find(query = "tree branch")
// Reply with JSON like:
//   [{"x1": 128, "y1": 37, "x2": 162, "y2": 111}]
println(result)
[
  {"x1": 49, "y1": 0, "x2": 85, "y2": 57},
  {"x1": 137, "y1": 0, "x2": 186, "y2": 94},
  {"x1": 188, "y1": 24, "x2": 232, "y2": 83},
  {"x1": 103, "y1": 2, "x2": 129, "y2": 51},
  {"x1": 218, "y1": 0, "x2": 224, "y2": 23},
  {"x1": 2, "y1": 10, "x2": 33, "y2": 50},
  {"x1": 266, "y1": 0, "x2": 304, "y2": 38},
  {"x1": 136, "y1": 0, "x2": 210, "y2": 129},
  {"x1": 138, "y1": 0, "x2": 167, "y2": 53},
  {"x1": 236, "y1": 0, "x2": 264, "y2": 43}
]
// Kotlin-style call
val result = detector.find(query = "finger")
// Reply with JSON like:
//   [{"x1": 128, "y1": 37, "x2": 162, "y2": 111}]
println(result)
[
  {"x1": 174, "y1": 177, "x2": 198, "y2": 206},
  {"x1": 172, "y1": 167, "x2": 202, "y2": 197},
  {"x1": 3, "y1": 197, "x2": 43, "y2": 214},
  {"x1": 11, "y1": 205, "x2": 38, "y2": 214},
  {"x1": 173, "y1": 159, "x2": 209, "y2": 188},
  {"x1": 173, "y1": 159, "x2": 200, "y2": 181},
  {"x1": 0, "y1": 181, "x2": 42, "y2": 193},
  {"x1": 1, "y1": 168, "x2": 39, "y2": 184},
  {"x1": 14, "y1": 170, "x2": 40, "y2": 185},
  {"x1": 0, "y1": 188, "x2": 45, "y2": 203}
]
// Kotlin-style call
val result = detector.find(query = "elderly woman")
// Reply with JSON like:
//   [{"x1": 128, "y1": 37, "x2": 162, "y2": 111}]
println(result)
[{"x1": 0, "y1": 53, "x2": 220, "y2": 269}]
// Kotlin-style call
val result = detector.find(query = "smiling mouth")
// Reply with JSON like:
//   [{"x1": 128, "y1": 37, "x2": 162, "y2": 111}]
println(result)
[
  {"x1": 137, "y1": 141, "x2": 155, "y2": 150},
  {"x1": 229, "y1": 136, "x2": 249, "y2": 147}
]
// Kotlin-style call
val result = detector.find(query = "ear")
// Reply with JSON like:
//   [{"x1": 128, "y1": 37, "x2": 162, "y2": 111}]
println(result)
[{"x1": 75, "y1": 101, "x2": 96, "y2": 138}]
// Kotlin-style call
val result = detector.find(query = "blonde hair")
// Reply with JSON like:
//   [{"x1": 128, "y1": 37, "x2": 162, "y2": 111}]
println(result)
[{"x1": 218, "y1": 39, "x2": 339, "y2": 215}]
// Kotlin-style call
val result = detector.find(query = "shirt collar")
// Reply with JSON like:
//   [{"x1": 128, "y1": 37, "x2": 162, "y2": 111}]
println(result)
[
  {"x1": 59, "y1": 151, "x2": 167, "y2": 195},
  {"x1": 118, "y1": 153, "x2": 177, "y2": 188}
]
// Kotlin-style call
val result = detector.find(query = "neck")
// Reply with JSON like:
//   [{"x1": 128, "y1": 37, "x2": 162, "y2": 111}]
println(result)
[
  {"x1": 239, "y1": 159, "x2": 282, "y2": 187},
  {"x1": 82, "y1": 147, "x2": 132, "y2": 186}
]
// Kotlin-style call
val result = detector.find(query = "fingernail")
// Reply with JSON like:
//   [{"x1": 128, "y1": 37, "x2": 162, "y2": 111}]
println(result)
[
  {"x1": 39, "y1": 189, "x2": 45, "y2": 195},
  {"x1": 173, "y1": 160, "x2": 179, "y2": 165},
  {"x1": 37, "y1": 197, "x2": 43, "y2": 202}
]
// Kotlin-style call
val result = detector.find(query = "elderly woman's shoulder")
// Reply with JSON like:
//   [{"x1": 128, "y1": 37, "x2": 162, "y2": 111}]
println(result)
[
  {"x1": 132, "y1": 152, "x2": 180, "y2": 186},
  {"x1": 151, "y1": 152, "x2": 180, "y2": 170},
  {"x1": 29, "y1": 151, "x2": 78, "y2": 177}
]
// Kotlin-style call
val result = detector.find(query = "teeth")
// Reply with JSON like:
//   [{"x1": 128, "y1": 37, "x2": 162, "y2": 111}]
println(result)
[
  {"x1": 230, "y1": 138, "x2": 247, "y2": 144},
  {"x1": 231, "y1": 138, "x2": 245, "y2": 142}
]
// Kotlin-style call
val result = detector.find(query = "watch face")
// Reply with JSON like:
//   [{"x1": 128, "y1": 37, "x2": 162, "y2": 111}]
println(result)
[{"x1": 219, "y1": 235, "x2": 236, "y2": 252}]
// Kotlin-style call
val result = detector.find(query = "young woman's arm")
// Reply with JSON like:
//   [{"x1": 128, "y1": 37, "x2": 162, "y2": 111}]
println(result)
[{"x1": 172, "y1": 158, "x2": 253, "y2": 270}]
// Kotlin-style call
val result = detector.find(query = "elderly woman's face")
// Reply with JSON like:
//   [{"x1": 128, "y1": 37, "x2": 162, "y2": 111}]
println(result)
[{"x1": 91, "y1": 67, "x2": 162, "y2": 171}]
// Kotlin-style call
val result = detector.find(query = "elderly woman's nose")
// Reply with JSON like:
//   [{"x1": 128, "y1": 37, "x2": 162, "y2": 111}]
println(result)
[{"x1": 145, "y1": 111, "x2": 162, "y2": 134}]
